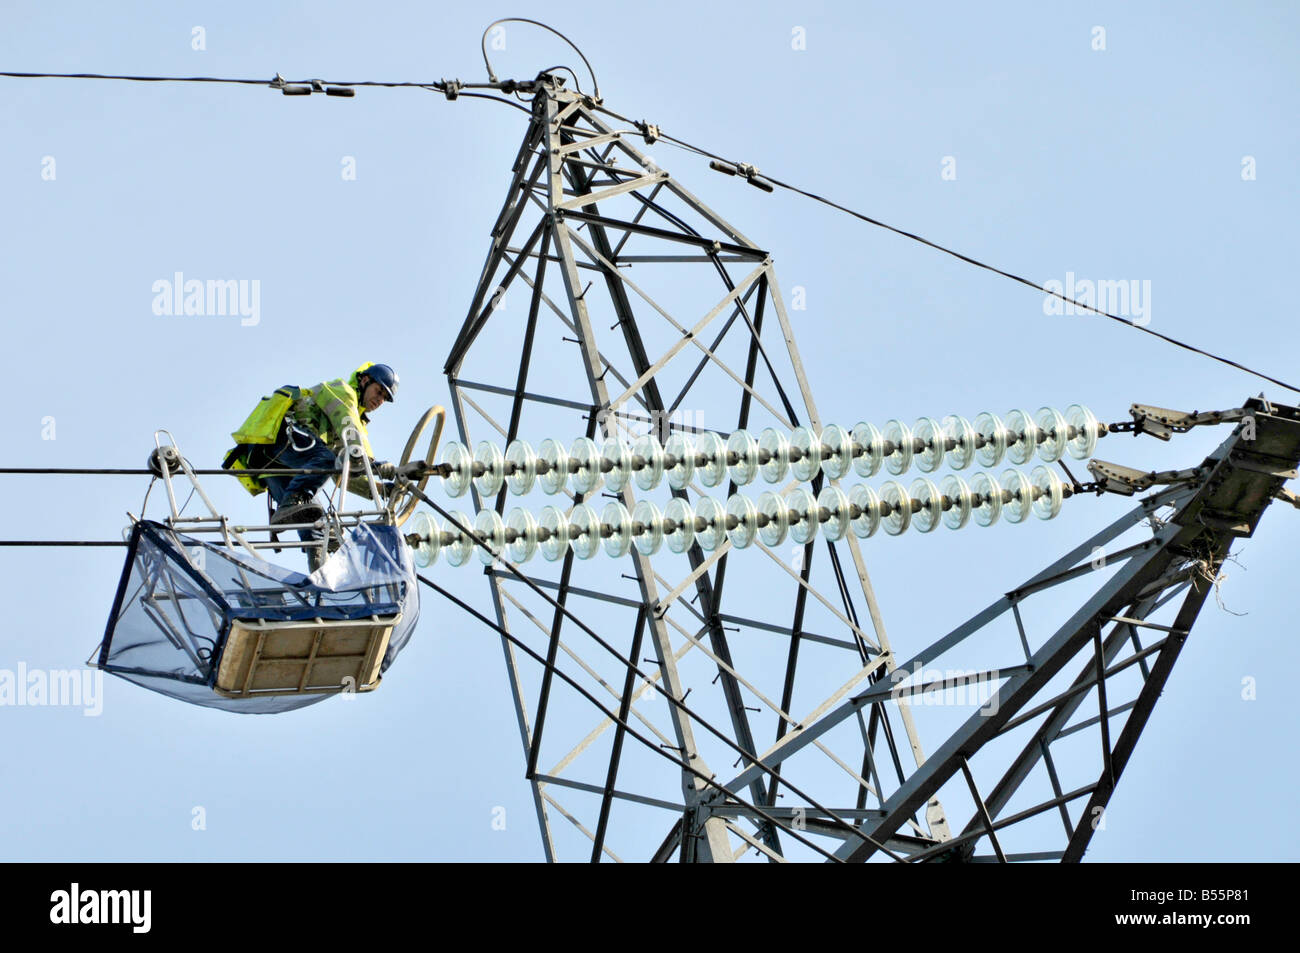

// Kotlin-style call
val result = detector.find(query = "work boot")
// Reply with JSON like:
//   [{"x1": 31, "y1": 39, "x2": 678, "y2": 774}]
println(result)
[{"x1": 270, "y1": 492, "x2": 324, "y2": 527}]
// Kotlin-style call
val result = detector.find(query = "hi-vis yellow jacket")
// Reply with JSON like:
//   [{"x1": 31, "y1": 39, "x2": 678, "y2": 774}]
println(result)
[{"x1": 224, "y1": 363, "x2": 380, "y2": 496}]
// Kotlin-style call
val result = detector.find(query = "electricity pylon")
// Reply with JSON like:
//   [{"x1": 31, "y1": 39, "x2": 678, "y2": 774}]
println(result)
[{"x1": 440, "y1": 77, "x2": 1300, "y2": 861}]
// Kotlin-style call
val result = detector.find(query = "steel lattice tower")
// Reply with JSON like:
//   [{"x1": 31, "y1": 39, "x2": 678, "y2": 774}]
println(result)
[{"x1": 441, "y1": 78, "x2": 1300, "y2": 862}]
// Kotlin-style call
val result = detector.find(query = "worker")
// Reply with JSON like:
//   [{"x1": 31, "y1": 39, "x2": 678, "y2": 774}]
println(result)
[{"x1": 222, "y1": 362, "x2": 402, "y2": 566}]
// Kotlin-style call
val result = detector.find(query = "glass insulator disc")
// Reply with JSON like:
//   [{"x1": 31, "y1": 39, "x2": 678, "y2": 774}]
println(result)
[
  {"x1": 632, "y1": 434, "x2": 665, "y2": 491},
  {"x1": 695, "y1": 431, "x2": 728, "y2": 488},
  {"x1": 940, "y1": 474, "x2": 971, "y2": 530},
  {"x1": 757, "y1": 490, "x2": 789, "y2": 547},
  {"x1": 474, "y1": 508, "x2": 506, "y2": 566},
  {"x1": 852, "y1": 421, "x2": 884, "y2": 478},
  {"x1": 1005, "y1": 409, "x2": 1040, "y2": 466},
  {"x1": 663, "y1": 497, "x2": 696, "y2": 554},
  {"x1": 974, "y1": 412, "x2": 1007, "y2": 468},
  {"x1": 441, "y1": 441, "x2": 473, "y2": 498},
  {"x1": 1030, "y1": 465, "x2": 1064, "y2": 520},
  {"x1": 694, "y1": 496, "x2": 727, "y2": 551},
  {"x1": 664, "y1": 432, "x2": 696, "y2": 490},
  {"x1": 1035, "y1": 406, "x2": 1068, "y2": 463},
  {"x1": 880, "y1": 480, "x2": 912, "y2": 536},
  {"x1": 504, "y1": 440, "x2": 537, "y2": 496},
  {"x1": 538, "y1": 438, "x2": 570, "y2": 495},
  {"x1": 970, "y1": 472, "x2": 1003, "y2": 527},
  {"x1": 883, "y1": 419, "x2": 914, "y2": 476},
  {"x1": 444, "y1": 512, "x2": 475, "y2": 566},
  {"x1": 819, "y1": 424, "x2": 853, "y2": 480},
  {"x1": 505, "y1": 508, "x2": 538, "y2": 563},
  {"x1": 602, "y1": 436, "x2": 633, "y2": 492},
  {"x1": 849, "y1": 484, "x2": 881, "y2": 538},
  {"x1": 632, "y1": 500, "x2": 664, "y2": 556},
  {"x1": 912, "y1": 418, "x2": 945, "y2": 474},
  {"x1": 539, "y1": 505, "x2": 570, "y2": 561},
  {"x1": 1066, "y1": 404, "x2": 1099, "y2": 460},
  {"x1": 409, "y1": 510, "x2": 440, "y2": 567},
  {"x1": 602, "y1": 501, "x2": 634, "y2": 557},
  {"x1": 473, "y1": 441, "x2": 506, "y2": 497},
  {"x1": 909, "y1": 477, "x2": 943, "y2": 533},
  {"x1": 943, "y1": 415, "x2": 976, "y2": 471},
  {"x1": 789, "y1": 426, "x2": 821, "y2": 482},
  {"x1": 786, "y1": 487, "x2": 819, "y2": 544},
  {"x1": 727, "y1": 429, "x2": 759, "y2": 486},
  {"x1": 725, "y1": 493, "x2": 759, "y2": 549},
  {"x1": 568, "y1": 437, "x2": 603, "y2": 495},
  {"x1": 758, "y1": 427, "x2": 790, "y2": 484},
  {"x1": 567, "y1": 502, "x2": 601, "y2": 559},
  {"x1": 817, "y1": 485, "x2": 851, "y2": 541},
  {"x1": 1001, "y1": 468, "x2": 1033, "y2": 523}
]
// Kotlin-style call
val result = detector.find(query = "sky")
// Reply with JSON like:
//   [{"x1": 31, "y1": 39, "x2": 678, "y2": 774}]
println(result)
[{"x1": 1, "y1": 1, "x2": 1298, "y2": 862}]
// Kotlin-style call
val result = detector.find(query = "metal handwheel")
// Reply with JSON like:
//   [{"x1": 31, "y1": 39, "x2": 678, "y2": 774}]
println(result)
[{"x1": 391, "y1": 405, "x2": 445, "y2": 526}]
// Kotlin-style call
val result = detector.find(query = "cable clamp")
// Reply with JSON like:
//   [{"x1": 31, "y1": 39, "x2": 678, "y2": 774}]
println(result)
[{"x1": 708, "y1": 159, "x2": 774, "y2": 192}]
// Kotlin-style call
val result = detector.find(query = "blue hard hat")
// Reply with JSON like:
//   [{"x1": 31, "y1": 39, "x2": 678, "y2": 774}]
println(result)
[{"x1": 363, "y1": 363, "x2": 399, "y2": 401}]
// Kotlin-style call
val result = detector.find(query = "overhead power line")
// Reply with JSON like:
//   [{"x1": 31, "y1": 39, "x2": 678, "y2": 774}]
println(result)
[
  {"x1": 0, "y1": 467, "x2": 337, "y2": 476},
  {"x1": 594, "y1": 104, "x2": 1300, "y2": 397},
  {"x1": 0, "y1": 69, "x2": 536, "y2": 112},
  {"x1": 0, "y1": 69, "x2": 434, "y2": 90},
  {"x1": 0, "y1": 540, "x2": 127, "y2": 546},
  {"x1": 1, "y1": 70, "x2": 269, "y2": 85},
  {"x1": 5, "y1": 66, "x2": 1293, "y2": 394},
  {"x1": 2, "y1": 69, "x2": 460, "y2": 90},
  {"x1": 760, "y1": 169, "x2": 1300, "y2": 395}
]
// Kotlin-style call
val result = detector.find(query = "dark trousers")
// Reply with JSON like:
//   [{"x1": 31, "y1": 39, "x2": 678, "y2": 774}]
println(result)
[
  {"x1": 253, "y1": 422, "x2": 337, "y2": 542},
  {"x1": 258, "y1": 423, "x2": 336, "y2": 501}
]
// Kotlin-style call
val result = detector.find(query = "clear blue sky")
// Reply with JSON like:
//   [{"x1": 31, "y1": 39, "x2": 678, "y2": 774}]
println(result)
[{"x1": 2, "y1": 1, "x2": 1297, "y2": 861}]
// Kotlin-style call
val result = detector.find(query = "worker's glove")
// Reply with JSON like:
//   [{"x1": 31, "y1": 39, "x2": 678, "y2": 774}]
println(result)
[
  {"x1": 396, "y1": 461, "x2": 432, "y2": 480},
  {"x1": 373, "y1": 460, "x2": 398, "y2": 480}
]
